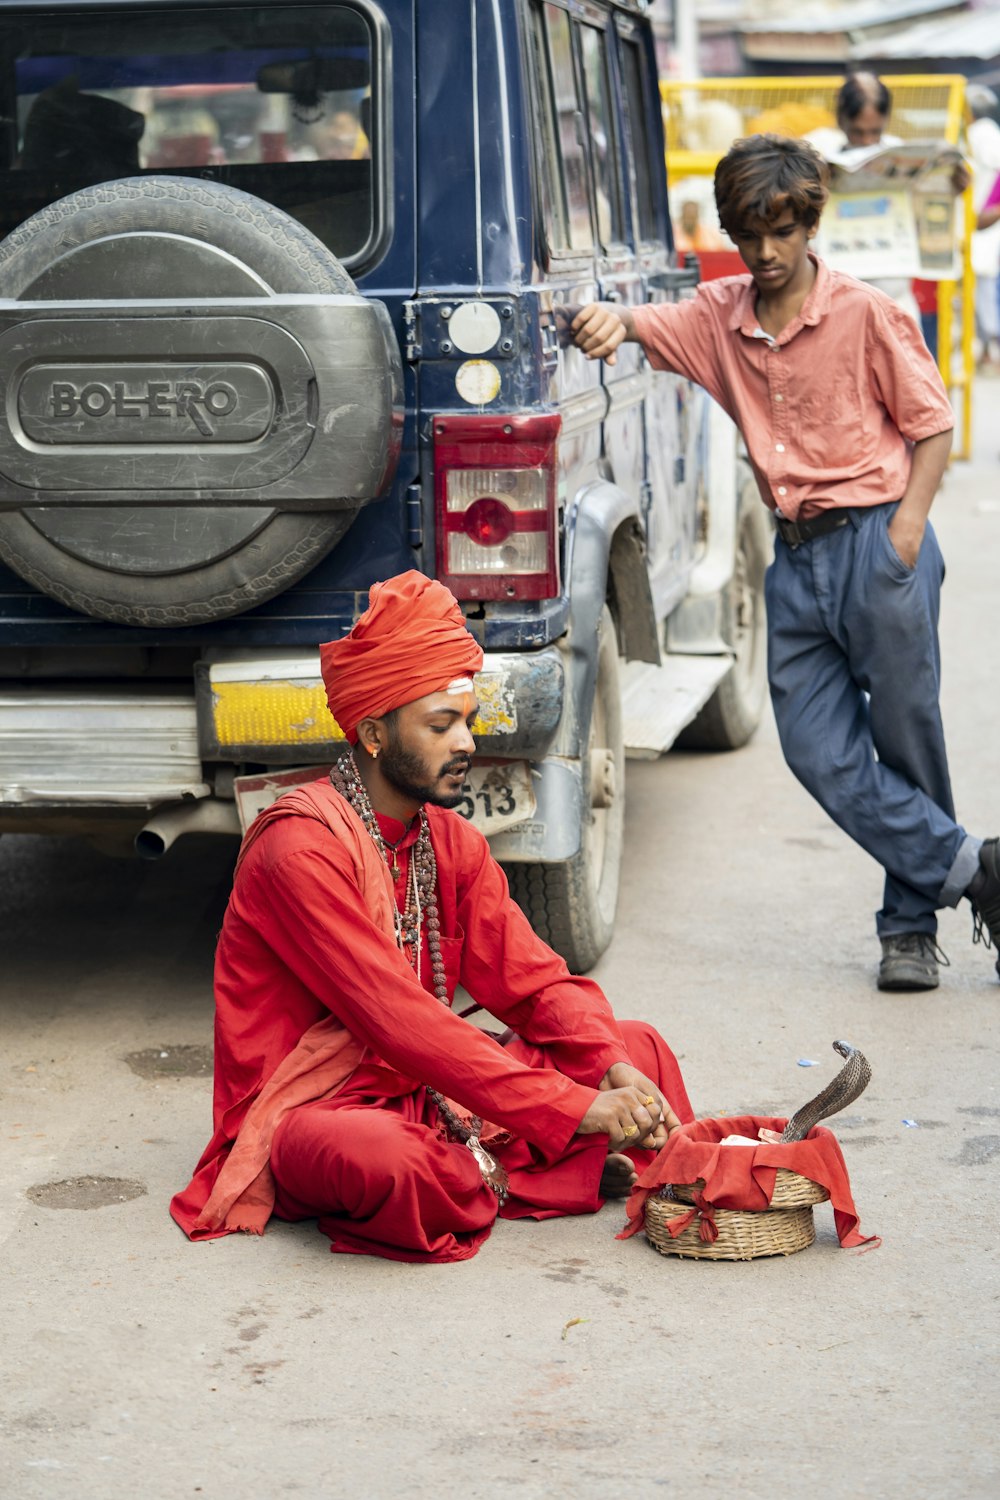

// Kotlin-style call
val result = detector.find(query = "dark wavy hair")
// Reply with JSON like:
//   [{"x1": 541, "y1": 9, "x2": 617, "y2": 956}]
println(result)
[
  {"x1": 714, "y1": 134, "x2": 829, "y2": 237},
  {"x1": 836, "y1": 72, "x2": 892, "y2": 128}
]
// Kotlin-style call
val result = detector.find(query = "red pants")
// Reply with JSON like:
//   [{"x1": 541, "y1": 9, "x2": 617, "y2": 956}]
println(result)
[{"x1": 270, "y1": 1020, "x2": 693, "y2": 1263}]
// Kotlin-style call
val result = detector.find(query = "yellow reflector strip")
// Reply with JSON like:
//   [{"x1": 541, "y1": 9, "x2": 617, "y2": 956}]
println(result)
[
  {"x1": 472, "y1": 671, "x2": 516, "y2": 735},
  {"x1": 211, "y1": 680, "x2": 345, "y2": 747},
  {"x1": 210, "y1": 671, "x2": 517, "y2": 748}
]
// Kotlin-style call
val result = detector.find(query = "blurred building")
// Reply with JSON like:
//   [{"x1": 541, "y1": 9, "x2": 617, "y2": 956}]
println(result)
[
  {"x1": 649, "y1": 0, "x2": 1000, "y2": 87},
  {"x1": 853, "y1": 6, "x2": 1000, "y2": 88}
]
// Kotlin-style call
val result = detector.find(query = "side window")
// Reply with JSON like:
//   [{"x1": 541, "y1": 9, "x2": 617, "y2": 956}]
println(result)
[
  {"x1": 534, "y1": 3, "x2": 592, "y2": 254},
  {"x1": 530, "y1": 6, "x2": 569, "y2": 248},
  {"x1": 620, "y1": 38, "x2": 659, "y2": 246},
  {"x1": 579, "y1": 23, "x2": 623, "y2": 250}
]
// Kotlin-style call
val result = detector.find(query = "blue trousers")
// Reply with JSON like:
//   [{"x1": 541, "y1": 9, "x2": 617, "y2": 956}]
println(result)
[{"x1": 765, "y1": 502, "x2": 981, "y2": 937}]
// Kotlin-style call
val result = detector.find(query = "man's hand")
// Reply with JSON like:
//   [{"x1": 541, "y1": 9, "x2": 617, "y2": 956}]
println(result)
[
  {"x1": 601, "y1": 1061, "x2": 681, "y2": 1151},
  {"x1": 576, "y1": 1063, "x2": 681, "y2": 1151},
  {"x1": 569, "y1": 302, "x2": 632, "y2": 365},
  {"x1": 577, "y1": 1087, "x2": 661, "y2": 1149},
  {"x1": 888, "y1": 428, "x2": 952, "y2": 570},
  {"x1": 887, "y1": 511, "x2": 925, "y2": 569}
]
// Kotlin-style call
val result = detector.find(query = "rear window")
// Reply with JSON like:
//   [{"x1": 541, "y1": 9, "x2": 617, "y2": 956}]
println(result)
[{"x1": 0, "y1": 2, "x2": 384, "y2": 268}]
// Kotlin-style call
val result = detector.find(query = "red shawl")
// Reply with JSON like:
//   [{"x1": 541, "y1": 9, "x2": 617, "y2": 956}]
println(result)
[{"x1": 169, "y1": 784, "x2": 392, "y2": 1238}]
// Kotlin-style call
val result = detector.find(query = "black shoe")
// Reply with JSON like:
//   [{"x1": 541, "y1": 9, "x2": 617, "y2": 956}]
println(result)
[
  {"x1": 969, "y1": 838, "x2": 1000, "y2": 980},
  {"x1": 877, "y1": 933, "x2": 944, "y2": 991}
]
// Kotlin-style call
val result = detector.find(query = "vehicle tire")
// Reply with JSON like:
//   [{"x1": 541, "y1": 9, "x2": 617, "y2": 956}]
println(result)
[
  {"x1": 505, "y1": 606, "x2": 625, "y2": 973},
  {"x1": 677, "y1": 467, "x2": 771, "y2": 751},
  {"x1": 0, "y1": 176, "x2": 395, "y2": 627}
]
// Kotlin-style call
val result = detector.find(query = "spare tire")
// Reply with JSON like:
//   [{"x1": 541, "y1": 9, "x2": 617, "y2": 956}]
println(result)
[{"x1": 0, "y1": 176, "x2": 401, "y2": 627}]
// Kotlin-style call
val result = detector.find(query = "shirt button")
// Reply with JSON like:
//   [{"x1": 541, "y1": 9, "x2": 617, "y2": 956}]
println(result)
[
  {"x1": 774, "y1": 393, "x2": 784, "y2": 402},
  {"x1": 777, "y1": 486, "x2": 787, "y2": 496},
  {"x1": 775, "y1": 443, "x2": 785, "y2": 452}
]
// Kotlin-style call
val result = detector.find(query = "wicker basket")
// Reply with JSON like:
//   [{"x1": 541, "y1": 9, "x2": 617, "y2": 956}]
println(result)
[
  {"x1": 645, "y1": 1190, "x2": 818, "y2": 1260},
  {"x1": 644, "y1": 1169, "x2": 830, "y2": 1260}
]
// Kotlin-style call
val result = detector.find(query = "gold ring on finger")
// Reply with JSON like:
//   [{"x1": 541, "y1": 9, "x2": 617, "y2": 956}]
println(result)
[
  {"x1": 642, "y1": 1096, "x2": 656, "y2": 1106},
  {"x1": 622, "y1": 1124, "x2": 639, "y2": 1138}
]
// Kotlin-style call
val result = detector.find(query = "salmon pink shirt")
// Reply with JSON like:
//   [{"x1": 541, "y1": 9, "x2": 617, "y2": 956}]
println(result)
[{"x1": 631, "y1": 255, "x2": 954, "y2": 522}]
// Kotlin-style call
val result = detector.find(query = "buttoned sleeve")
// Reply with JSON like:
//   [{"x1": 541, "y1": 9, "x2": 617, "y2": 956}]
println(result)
[
  {"x1": 866, "y1": 293, "x2": 954, "y2": 442},
  {"x1": 631, "y1": 292, "x2": 732, "y2": 412}
]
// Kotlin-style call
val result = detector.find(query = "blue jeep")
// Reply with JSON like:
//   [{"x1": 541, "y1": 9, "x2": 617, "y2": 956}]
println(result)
[{"x1": 0, "y1": 0, "x2": 767, "y2": 969}]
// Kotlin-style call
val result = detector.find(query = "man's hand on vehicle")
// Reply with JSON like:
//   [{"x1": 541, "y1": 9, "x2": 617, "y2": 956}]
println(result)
[{"x1": 569, "y1": 302, "x2": 633, "y2": 364}]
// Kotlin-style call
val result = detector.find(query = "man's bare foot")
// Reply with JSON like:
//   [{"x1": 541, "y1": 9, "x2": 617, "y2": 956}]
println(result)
[{"x1": 600, "y1": 1152, "x2": 637, "y2": 1198}]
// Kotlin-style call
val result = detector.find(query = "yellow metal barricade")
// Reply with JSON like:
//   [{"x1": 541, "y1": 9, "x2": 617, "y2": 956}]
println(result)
[{"x1": 661, "y1": 76, "x2": 975, "y2": 458}]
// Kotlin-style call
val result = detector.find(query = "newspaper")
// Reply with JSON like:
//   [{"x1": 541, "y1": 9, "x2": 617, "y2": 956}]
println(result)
[{"x1": 814, "y1": 140, "x2": 965, "y2": 281}]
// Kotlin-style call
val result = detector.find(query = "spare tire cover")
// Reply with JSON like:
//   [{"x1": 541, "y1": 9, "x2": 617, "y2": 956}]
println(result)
[{"x1": 0, "y1": 176, "x2": 398, "y2": 627}]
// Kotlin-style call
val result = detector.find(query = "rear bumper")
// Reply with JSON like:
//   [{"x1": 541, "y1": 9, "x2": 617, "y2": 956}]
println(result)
[
  {"x1": 0, "y1": 686, "x2": 207, "y2": 810},
  {"x1": 0, "y1": 648, "x2": 566, "y2": 822}
]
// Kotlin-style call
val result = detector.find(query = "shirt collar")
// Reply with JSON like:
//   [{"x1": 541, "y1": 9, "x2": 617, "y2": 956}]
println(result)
[
  {"x1": 375, "y1": 810, "x2": 421, "y2": 850},
  {"x1": 730, "y1": 252, "x2": 831, "y2": 341}
]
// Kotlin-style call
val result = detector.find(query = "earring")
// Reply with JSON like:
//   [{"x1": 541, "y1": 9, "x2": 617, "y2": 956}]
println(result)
[{"x1": 371, "y1": 746, "x2": 379, "y2": 760}]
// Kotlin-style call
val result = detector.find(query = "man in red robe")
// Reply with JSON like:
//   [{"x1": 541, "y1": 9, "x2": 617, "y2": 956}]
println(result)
[{"x1": 171, "y1": 572, "x2": 694, "y2": 1262}]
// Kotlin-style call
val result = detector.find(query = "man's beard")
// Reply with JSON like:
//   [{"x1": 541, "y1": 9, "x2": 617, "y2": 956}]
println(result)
[{"x1": 380, "y1": 731, "x2": 471, "y2": 809}]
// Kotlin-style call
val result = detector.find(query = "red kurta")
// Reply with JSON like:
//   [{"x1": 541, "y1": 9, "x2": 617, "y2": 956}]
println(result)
[{"x1": 171, "y1": 782, "x2": 692, "y2": 1261}]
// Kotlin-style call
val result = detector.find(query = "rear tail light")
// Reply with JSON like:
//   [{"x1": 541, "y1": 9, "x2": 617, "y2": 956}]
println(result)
[{"x1": 434, "y1": 413, "x2": 561, "y2": 600}]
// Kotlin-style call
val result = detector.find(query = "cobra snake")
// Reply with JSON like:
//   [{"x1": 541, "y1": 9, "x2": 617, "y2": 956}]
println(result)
[{"x1": 778, "y1": 1040, "x2": 872, "y2": 1143}]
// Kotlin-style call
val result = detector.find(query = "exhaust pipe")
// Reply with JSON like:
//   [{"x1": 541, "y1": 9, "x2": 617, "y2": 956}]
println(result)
[{"x1": 135, "y1": 799, "x2": 241, "y2": 860}]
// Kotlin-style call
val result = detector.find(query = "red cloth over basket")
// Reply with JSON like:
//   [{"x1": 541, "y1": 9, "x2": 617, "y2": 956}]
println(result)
[{"x1": 618, "y1": 1115, "x2": 879, "y2": 1249}]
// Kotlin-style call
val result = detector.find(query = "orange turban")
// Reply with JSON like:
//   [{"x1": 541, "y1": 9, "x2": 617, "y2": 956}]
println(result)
[{"x1": 320, "y1": 571, "x2": 484, "y2": 742}]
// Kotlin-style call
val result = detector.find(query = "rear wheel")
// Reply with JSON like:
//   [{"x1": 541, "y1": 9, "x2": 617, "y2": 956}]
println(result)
[
  {"x1": 506, "y1": 606, "x2": 625, "y2": 973},
  {"x1": 678, "y1": 468, "x2": 770, "y2": 750}
]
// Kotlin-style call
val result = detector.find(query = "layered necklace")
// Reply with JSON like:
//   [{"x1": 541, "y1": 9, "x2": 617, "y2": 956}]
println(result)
[{"x1": 329, "y1": 752, "x2": 509, "y2": 1203}]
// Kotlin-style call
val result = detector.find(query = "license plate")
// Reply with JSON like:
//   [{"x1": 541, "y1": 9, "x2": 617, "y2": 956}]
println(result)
[
  {"x1": 234, "y1": 764, "x2": 333, "y2": 833},
  {"x1": 453, "y1": 760, "x2": 536, "y2": 837},
  {"x1": 233, "y1": 759, "x2": 535, "y2": 838}
]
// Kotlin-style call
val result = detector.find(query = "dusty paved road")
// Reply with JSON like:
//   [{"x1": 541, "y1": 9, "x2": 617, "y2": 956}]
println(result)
[{"x1": 3, "y1": 391, "x2": 999, "y2": 1500}]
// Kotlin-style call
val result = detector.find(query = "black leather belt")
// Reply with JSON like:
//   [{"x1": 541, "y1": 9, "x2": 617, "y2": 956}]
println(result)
[{"x1": 775, "y1": 510, "x2": 852, "y2": 548}]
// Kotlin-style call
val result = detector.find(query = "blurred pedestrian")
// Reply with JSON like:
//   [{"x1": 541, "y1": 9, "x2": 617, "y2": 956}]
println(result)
[
  {"x1": 967, "y1": 85, "x2": 1000, "y2": 372},
  {"x1": 807, "y1": 70, "x2": 895, "y2": 153},
  {"x1": 674, "y1": 197, "x2": 726, "y2": 253},
  {"x1": 807, "y1": 73, "x2": 919, "y2": 321},
  {"x1": 977, "y1": 170, "x2": 1000, "y2": 231}
]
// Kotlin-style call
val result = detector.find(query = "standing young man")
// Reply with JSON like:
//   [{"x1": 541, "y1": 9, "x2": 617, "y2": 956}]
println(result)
[{"x1": 572, "y1": 133, "x2": 1000, "y2": 992}]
